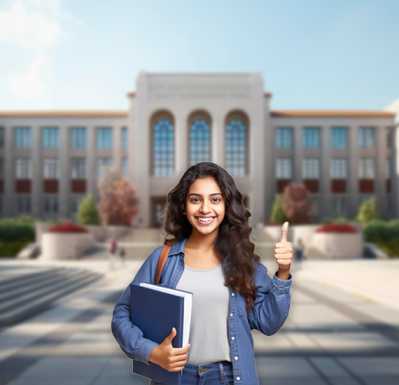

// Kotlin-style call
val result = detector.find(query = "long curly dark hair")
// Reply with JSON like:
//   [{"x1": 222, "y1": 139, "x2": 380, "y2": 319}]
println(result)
[{"x1": 163, "y1": 161, "x2": 260, "y2": 312}]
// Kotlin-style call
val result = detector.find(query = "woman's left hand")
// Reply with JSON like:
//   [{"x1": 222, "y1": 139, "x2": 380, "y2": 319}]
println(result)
[{"x1": 273, "y1": 221, "x2": 293, "y2": 277}]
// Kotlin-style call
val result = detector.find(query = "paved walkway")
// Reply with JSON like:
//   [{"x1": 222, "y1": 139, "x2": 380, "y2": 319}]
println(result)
[{"x1": 0, "y1": 258, "x2": 398, "y2": 385}]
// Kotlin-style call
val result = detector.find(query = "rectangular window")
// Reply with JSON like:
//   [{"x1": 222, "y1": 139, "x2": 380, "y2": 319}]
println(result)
[
  {"x1": 96, "y1": 127, "x2": 112, "y2": 150},
  {"x1": 330, "y1": 158, "x2": 347, "y2": 178},
  {"x1": 17, "y1": 195, "x2": 31, "y2": 213},
  {"x1": 122, "y1": 126, "x2": 128, "y2": 150},
  {"x1": 359, "y1": 157, "x2": 375, "y2": 178},
  {"x1": 15, "y1": 127, "x2": 32, "y2": 148},
  {"x1": 358, "y1": 127, "x2": 376, "y2": 148},
  {"x1": 16, "y1": 158, "x2": 32, "y2": 178},
  {"x1": 302, "y1": 158, "x2": 320, "y2": 178},
  {"x1": 71, "y1": 158, "x2": 86, "y2": 179},
  {"x1": 331, "y1": 127, "x2": 348, "y2": 149},
  {"x1": 303, "y1": 127, "x2": 320, "y2": 149},
  {"x1": 0, "y1": 127, "x2": 4, "y2": 148},
  {"x1": 42, "y1": 127, "x2": 59, "y2": 149},
  {"x1": 43, "y1": 194, "x2": 58, "y2": 214},
  {"x1": 97, "y1": 157, "x2": 112, "y2": 178},
  {"x1": 0, "y1": 158, "x2": 4, "y2": 179},
  {"x1": 70, "y1": 127, "x2": 87, "y2": 149},
  {"x1": 43, "y1": 158, "x2": 59, "y2": 178},
  {"x1": 275, "y1": 127, "x2": 293, "y2": 149},
  {"x1": 275, "y1": 158, "x2": 292, "y2": 178}
]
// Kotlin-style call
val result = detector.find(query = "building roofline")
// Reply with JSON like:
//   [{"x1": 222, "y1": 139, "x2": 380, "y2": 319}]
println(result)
[
  {"x1": 271, "y1": 110, "x2": 395, "y2": 118},
  {"x1": 0, "y1": 110, "x2": 128, "y2": 118}
]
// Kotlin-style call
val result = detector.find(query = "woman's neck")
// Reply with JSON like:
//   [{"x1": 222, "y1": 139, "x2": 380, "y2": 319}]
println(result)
[{"x1": 185, "y1": 230, "x2": 218, "y2": 253}]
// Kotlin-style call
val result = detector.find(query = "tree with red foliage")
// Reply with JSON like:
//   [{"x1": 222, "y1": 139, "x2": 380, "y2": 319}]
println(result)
[
  {"x1": 281, "y1": 182, "x2": 312, "y2": 224},
  {"x1": 98, "y1": 170, "x2": 139, "y2": 226}
]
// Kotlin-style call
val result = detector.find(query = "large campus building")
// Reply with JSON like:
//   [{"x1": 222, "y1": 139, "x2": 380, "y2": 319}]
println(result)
[{"x1": 0, "y1": 72, "x2": 398, "y2": 227}]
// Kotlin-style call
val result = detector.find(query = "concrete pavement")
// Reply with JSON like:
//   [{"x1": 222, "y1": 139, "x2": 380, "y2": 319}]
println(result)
[{"x1": 0, "y1": 257, "x2": 398, "y2": 385}]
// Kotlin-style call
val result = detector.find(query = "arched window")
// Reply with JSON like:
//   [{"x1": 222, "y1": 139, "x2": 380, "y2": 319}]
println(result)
[
  {"x1": 151, "y1": 111, "x2": 175, "y2": 176},
  {"x1": 224, "y1": 111, "x2": 249, "y2": 176},
  {"x1": 188, "y1": 111, "x2": 212, "y2": 166}
]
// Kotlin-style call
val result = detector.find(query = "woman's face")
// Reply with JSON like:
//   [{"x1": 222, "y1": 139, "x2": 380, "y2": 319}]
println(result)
[{"x1": 185, "y1": 176, "x2": 226, "y2": 236}]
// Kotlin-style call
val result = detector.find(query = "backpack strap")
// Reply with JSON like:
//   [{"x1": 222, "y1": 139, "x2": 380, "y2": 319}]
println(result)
[{"x1": 155, "y1": 239, "x2": 173, "y2": 284}]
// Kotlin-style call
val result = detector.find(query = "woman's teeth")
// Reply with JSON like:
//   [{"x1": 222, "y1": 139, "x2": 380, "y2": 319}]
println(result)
[{"x1": 197, "y1": 217, "x2": 214, "y2": 225}]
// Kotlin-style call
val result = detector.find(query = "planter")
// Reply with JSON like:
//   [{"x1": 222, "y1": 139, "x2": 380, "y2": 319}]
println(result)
[
  {"x1": 307, "y1": 232, "x2": 363, "y2": 259},
  {"x1": 41, "y1": 232, "x2": 94, "y2": 260}
]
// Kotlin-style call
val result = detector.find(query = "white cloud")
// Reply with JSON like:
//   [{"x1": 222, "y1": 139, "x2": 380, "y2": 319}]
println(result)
[
  {"x1": 0, "y1": 0, "x2": 69, "y2": 103},
  {"x1": 8, "y1": 54, "x2": 51, "y2": 99},
  {"x1": 0, "y1": 0, "x2": 62, "y2": 50}
]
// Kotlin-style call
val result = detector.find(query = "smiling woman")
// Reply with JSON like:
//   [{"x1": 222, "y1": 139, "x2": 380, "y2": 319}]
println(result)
[{"x1": 111, "y1": 161, "x2": 293, "y2": 385}]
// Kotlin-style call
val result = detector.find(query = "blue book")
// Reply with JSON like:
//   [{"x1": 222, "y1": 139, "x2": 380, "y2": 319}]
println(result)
[{"x1": 130, "y1": 283, "x2": 193, "y2": 385}]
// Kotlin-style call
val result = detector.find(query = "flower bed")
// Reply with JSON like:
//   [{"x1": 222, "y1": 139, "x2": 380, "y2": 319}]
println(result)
[
  {"x1": 315, "y1": 223, "x2": 358, "y2": 233},
  {"x1": 48, "y1": 222, "x2": 88, "y2": 233},
  {"x1": 42, "y1": 222, "x2": 92, "y2": 260}
]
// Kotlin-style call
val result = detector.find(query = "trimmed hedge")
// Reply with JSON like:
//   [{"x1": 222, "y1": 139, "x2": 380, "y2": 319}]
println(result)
[
  {"x1": 0, "y1": 217, "x2": 35, "y2": 257},
  {"x1": 363, "y1": 220, "x2": 399, "y2": 258}
]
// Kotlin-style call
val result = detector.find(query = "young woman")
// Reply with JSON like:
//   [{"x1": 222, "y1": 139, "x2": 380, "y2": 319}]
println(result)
[{"x1": 111, "y1": 162, "x2": 293, "y2": 385}]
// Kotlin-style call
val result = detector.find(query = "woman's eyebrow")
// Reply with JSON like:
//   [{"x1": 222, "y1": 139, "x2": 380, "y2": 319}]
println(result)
[{"x1": 188, "y1": 193, "x2": 222, "y2": 197}]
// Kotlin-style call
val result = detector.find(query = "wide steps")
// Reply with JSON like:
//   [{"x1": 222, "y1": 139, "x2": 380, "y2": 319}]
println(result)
[{"x1": 0, "y1": 266, "x2": 103, "y2": 328}]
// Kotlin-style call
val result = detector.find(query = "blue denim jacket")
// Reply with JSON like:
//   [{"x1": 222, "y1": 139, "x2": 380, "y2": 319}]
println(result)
[{"x1": 111, "y1": 237, "x2": 292, "y2": 385}]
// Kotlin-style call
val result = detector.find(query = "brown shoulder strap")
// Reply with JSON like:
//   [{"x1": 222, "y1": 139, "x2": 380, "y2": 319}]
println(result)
[{"x1": 155, "y1": 239, "x2": 173, "y2": 284}]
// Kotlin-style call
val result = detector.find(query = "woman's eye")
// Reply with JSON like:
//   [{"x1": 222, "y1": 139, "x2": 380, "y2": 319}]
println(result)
[{"x1": 190, "y1": 198, "x2": 222, "y2": 203}]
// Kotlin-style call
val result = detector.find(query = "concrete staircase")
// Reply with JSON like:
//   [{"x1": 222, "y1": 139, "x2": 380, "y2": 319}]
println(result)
[
  {"x1": 101, "y1": 226, "x2": 276, "y2": 260},
  {"x1": 0, "y1": 266, "x2": 103, "y2": 328}
]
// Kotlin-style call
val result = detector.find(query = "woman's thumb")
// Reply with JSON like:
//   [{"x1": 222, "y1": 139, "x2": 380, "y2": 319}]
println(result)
[{"x1": 168, "y1": 327, "x2": 176, "y2": 339}]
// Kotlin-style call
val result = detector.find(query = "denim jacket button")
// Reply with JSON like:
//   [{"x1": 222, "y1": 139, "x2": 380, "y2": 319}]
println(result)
[{"x1": 230, "y1": 312, "x2": 233, "y2": 317}]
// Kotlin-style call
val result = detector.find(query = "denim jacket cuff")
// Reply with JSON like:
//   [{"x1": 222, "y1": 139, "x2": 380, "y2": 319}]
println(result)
[
  {"x1": 271, "y1": 273, "x2": 292, "y2": 293},
  {"x1": 135, "y1": 337, "x2": 159, "y2": 364}
]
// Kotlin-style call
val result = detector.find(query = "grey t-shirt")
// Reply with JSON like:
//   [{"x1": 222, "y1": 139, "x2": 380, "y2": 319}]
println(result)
[{"x1": 176, "y1": 263, "x2": 231, "y2": 365}]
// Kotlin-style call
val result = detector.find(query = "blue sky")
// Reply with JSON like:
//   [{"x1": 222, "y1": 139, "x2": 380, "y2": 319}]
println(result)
[{"x1": 0, "y1": 0, "x2": 398, "y2": 110}]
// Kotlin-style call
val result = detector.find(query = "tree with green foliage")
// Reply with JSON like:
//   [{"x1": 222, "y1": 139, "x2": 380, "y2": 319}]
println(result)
[
  {"x1": 356, "y1": 197, "x2": 379, "y2": 225},
  {"x1": 77, "y1": 194, "x2": 101, "y2": 225},
  {"x1": 269, "y1": 194, "x2": 288, "y2": 224}
]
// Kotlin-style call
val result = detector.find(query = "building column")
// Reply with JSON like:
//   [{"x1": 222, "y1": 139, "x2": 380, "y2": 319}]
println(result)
[
  {"x1": 32, "y1": 125, "x2": 41, "y2": 217},
  {"x1": 115, "y1": 125, "x2": 123, "y2": 172},
  {"x1": 214, "y1": 111, "x2": 224, "y2": 167},
  {"x1": 320, "y1": 126, "x2": 330, "y2": 218},
  {"x1": 3, "y1": 126, "x2": 15, "y2": 216},
  {"x1": 293, "y1": 126, "x2": 302, "y2": 182},
  {"x1": 376, "y1": 126, "x2": 387, "y2": 216},
  {"x1": 348, "y1": 125, "x2": 358, "y2": 217},
  {"x1": 87, "y1": 126, "x2": 96, "y2": 197},
  {"x1": 176, "y1": 113, "x2": 187, "y2": 173},
  {"x1": 59, "y1": 125, "x2": 69, "y2": 218}
]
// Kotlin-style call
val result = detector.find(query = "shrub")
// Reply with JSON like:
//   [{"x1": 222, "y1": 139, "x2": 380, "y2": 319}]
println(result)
[
  {"x1": 269, "y1": 194, "x2": 288, "y2": 224},
  {"x1": 316, "y1": 223, "x2": 358, "y2": 233},
  {"x1": 0, "y1": 217, "x2": 35, "y2": 257},
  {"x1": 48, "y1": 221, "x2": 88, "y2": 233},
  {"x1": 77, "y1": 194, "x2": 100, "y2": 225},
  {"x1": 356, "y1": 197, "x2": 379, "y2": 225},
  {"x1": 363, "y1": 220, "x2": 399, "y2": 257}
]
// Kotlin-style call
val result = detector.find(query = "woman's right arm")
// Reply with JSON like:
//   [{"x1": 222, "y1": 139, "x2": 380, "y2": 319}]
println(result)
[{"x1": 111, "y1": 245, "x2": 163, "y2": 364}]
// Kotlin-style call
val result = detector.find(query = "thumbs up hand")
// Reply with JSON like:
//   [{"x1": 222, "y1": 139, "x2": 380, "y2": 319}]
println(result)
[{"x1": 273, "y1": 221, "x2": 293, "y2": 279}]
